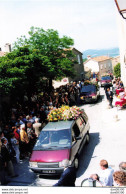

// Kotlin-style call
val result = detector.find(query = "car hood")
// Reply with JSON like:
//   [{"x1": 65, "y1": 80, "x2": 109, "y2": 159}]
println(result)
[{"x1": 30, "y1": 149, "x2": 70, "y2": 163}]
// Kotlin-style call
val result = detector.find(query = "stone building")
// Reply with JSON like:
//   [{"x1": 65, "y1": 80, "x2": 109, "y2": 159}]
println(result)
[
  {"x1": 53, "y1": 47, "x2": 84, "y2": 88},
  {"x1": 84, "y1": 56, "x2": 113, "y2": 79}
]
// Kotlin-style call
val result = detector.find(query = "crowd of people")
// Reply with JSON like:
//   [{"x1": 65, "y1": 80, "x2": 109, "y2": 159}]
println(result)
[
  {"x1": 0, "y1": 77, "x2": 125, "y2": 186},
  {"x1": 112, "y1": 77, "x2": 124, "y2": 94},
  {"x1": 104, "y1": 77, "x2": 124, "y2": 108},
  {"x1": 0, "y1": 81, "x2": 84, "y2": 185}
]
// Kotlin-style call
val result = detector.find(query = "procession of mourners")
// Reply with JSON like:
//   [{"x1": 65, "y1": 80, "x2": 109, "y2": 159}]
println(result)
[{"x1": 0, "y1": 76, "x2": 125, "y2": 186}]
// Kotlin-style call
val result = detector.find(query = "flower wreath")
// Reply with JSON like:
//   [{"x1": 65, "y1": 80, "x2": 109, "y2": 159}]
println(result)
[{"x1": 47, "y1": 105, "x2": 84, "y2": 122}]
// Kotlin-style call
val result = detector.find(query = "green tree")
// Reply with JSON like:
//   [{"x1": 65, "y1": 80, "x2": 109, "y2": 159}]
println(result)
[
  {"x1": 114, "y1": 63, "x2": 121, "y2": 78},
  {"x1": 14, "y1": 27, "x2": 75, "y2": 87},
  {"x1": 0, "y1": 27, "x2": 75, "y2": 99},
  {"x1": 0, "y1": 46, "x2": 51, "y2": 100}
]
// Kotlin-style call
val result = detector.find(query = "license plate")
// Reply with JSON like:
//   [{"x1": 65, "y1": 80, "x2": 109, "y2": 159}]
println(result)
[{"x1": 42, "y1": 170, "x2": 56, "y2": 173}]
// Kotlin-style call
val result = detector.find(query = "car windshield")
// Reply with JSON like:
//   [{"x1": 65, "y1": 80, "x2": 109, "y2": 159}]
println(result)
[
  {"x1": 33, "y1": 129, "x2": 71, "y2": 150},
  {"x1": 81, "y1": 85, "x2": 96, "y2": 94},
  {"x1": 101, "y1": 76, "x2": 111, "y2": 80}
]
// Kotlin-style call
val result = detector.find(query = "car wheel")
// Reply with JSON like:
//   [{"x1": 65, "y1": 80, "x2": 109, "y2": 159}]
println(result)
[
  {"x1": 86, "y1": 133, "x2": 90, "y2": 144},
  {"x1": 74, "y1": 158, "x2": 79, "y2": 169}
]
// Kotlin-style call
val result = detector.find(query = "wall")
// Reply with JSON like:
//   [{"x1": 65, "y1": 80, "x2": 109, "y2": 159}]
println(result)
[
  {"x1": 116, "y1": 11, "x2": 126, "y2": 88},
  {"x1": 84, "y1": 60, "x2": 99, "y2": 73},
  {"x1": 111, "y1": 56, "x2": 120, "y2": 71},
  {"x1": 52, "y1": 48, "x2": 84, "y2": 88},
  {"x1": 72, "y1": 48, "x2": 84, "y2": 81},
  {"x1": 99, "y1": 59, "x2": 113, "y2": 78}
]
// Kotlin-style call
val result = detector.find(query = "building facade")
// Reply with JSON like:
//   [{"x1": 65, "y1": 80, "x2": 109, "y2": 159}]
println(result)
[
  {"x1": 111, "y1": 56, "x2": 120, "y2": 72},
  {"x1": 84, "y1": 56, "x2": 113, "y2": 79},
  {"x1": 115, "y1": 8, "x2": 126, "y2": 88},
  {"x1": 53, "y1": 47, "x2": 85, "y2": 88}
]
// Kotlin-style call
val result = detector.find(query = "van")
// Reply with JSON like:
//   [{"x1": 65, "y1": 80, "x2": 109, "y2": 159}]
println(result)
[
  {"x1": 80, "y1": 84, "x2": 100, "y2": 103},
  {"x1": 29, "y1": 111, "x2": 90, "y2": 175}
]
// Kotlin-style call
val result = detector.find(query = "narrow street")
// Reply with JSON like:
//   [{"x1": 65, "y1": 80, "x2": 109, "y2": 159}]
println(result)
[{"x1": 6, "y1": 87, "x2": 126, "y2": 187}]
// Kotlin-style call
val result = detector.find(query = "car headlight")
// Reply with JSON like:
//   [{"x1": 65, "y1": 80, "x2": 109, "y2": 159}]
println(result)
[
  {"x1": 92, "y1": 96, "x2": 97, "y2": 99},
  {"x1": 29, "y1": 162, "x2": 38, "y2": 168},
  {"x1": 59, "y1": 160, "x2": 71, "y2": 167}
]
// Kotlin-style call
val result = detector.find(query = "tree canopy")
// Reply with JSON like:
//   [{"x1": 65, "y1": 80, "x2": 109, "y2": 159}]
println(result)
[
  {"x1": 14, "y1": 27, "x2": 75, "y2": 82},
  {"x1": 0, "y1": 27, "x2": 76, "y2": 98}
]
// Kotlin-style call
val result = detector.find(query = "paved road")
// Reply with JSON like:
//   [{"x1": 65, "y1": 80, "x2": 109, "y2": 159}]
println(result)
[{"x1": 6, "y1": 87, "x2": 126, "y2": 187}]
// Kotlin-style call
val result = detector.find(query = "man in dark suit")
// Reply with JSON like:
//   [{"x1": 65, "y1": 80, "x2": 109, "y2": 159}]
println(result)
[
  {"x1": 104, "y1": 83, "x2": 111, "y2": 97},
  {"x1": 1, "y1": 138, "x2": 17, "y2": 178},
  {"x1": 106, "y1": 88, "x2": 113, "y2": 108},
  {"x1": 53, "y1": 159, "x2": 76, "y2": 187}
]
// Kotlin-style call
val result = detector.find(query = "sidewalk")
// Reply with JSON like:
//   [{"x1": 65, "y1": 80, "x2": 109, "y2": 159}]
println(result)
[{"x1": 76, "y1": 88, "x2": 126, "y2": 186}]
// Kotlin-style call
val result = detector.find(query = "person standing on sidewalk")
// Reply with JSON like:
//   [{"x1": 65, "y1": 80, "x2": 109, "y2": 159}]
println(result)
[
  {"x1": 33, "y1": 118, "x2": 42, "y2": 137},
  {"x1": 98, "y1": 159, "x2": 114, "y2": 186},
  {"x1": 106, "y1": 88, "x2": 113, "y2": 108},
  {"x1": 1, "y1": 138, "x2": 18, "y2": 178},
  {"x1": 10, "y1": 133, "x2": 20, "y2": 163}
]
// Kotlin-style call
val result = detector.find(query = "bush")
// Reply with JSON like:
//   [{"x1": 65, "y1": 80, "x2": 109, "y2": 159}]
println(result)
[{"x1": 114, "y1": 63, "x2": 121, "y2": 78}]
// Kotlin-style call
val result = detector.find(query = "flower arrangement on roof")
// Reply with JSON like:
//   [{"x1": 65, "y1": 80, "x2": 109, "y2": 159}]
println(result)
[
  {"x1": 47, "y1": 105, "x2": 84, "y2": 122},
  {"x1": 84, "y1": 80, "x2": 99, "y2": 89}
]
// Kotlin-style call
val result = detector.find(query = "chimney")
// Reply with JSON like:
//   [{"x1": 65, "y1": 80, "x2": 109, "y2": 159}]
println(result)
[{"x1": 4, "y1": 43, "x2": 11, "y2": 52}]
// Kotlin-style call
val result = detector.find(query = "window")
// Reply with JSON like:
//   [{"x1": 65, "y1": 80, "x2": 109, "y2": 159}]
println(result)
[
  {"x1": 76, "y1": 117, "x2": 86, "y2": 132},
  {"x1": 72, "y1": 123, "x2": 80, "y2": 141},
  {"x1": 101, "y1": 65, "x2": 103, "y2": 70},
  {"x1": 104, "y1": 64, "x2": 106, "y2": 69},
  {"x1": 77, "y1": 54, "x2": 81, "y2": 64}
]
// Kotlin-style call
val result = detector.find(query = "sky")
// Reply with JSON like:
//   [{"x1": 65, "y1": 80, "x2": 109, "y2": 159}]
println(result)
[{"x1": 0, "y1": 0, "x2": 119, "y2": 52}]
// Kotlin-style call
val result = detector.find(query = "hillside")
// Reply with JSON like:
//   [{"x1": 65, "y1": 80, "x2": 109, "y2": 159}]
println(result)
[{"x1": 83, "y1": 48, "x2": 119, "y2": 59}]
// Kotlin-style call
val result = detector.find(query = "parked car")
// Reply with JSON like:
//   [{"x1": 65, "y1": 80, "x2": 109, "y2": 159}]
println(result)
[
  {"x1": 80, "y1": 84, "x2": 100, "y2": 103},
  {"x1": 29, "y1": 111, "x2": 90, "y2": 175},
  {"x1": 100, "y1": 76, "x2": 112, "y2": 87}
]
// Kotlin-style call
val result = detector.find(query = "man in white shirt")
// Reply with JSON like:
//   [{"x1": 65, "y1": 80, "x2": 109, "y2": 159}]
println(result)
[
  {"x1": 99, "y1": 159, "x2": 114, "y2": 186},
  {"x1": 33, "y1": 118, "x2": 42, "y2": 137}
]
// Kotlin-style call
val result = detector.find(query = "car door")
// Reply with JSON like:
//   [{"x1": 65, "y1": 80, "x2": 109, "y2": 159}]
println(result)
[
  {"x1": 76, "y1": 116, "x2": 87, "y2": 153},
  {"x1": 70, "y1": 122, "x2": 81, "y2": 162}
]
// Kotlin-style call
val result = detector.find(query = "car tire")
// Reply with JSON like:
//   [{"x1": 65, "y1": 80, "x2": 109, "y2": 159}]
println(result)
[
  {"x1": 95, "y1": 97, "x2": 98, "y2": 102},
  {"x1": 74, "y1": 158, "x2": 79, "y2": 169},
  {"x1": 86, "y1": 133, "x2": 90, "y2": 144}
]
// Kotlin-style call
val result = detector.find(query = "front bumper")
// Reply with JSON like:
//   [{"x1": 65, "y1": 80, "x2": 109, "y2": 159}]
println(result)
[
  {"x1": 29, "y1": 162, "x2": 64, "y2": 175},
  {"x1": 30, "y1": 167, "x2": 64, "y2": 175},
  {"x1": 101, "y1": 82, "x2": 112, "y2": 87},
  {"x1": 80, "y1": 96, "x2": 97, "y2": 103}
]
